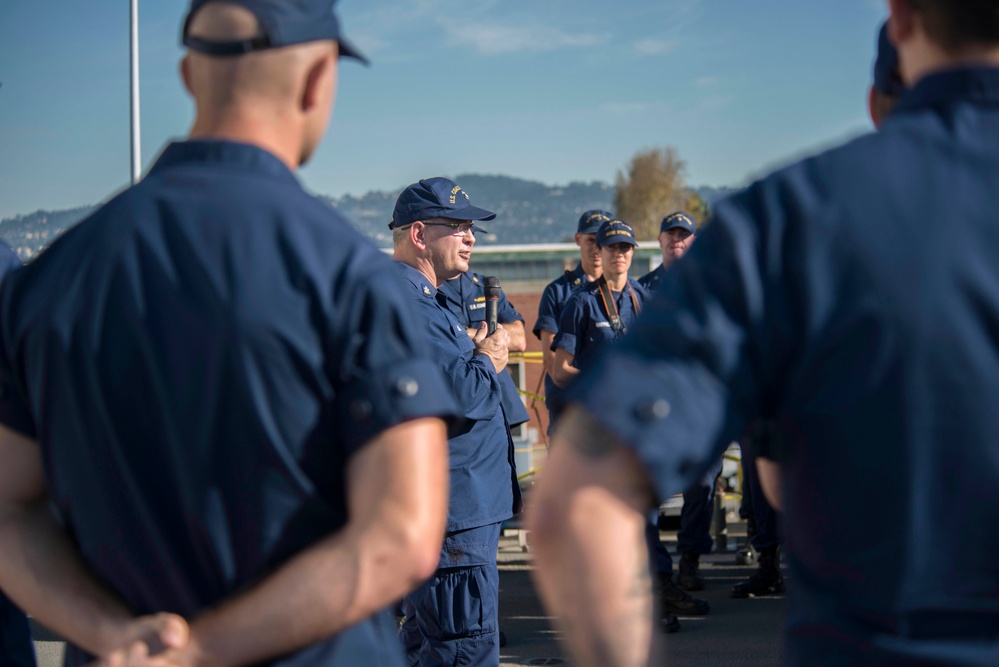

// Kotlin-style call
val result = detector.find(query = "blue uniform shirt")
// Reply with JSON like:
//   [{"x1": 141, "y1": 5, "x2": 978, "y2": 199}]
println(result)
[
  {"x1": 637, "y1": 263, "x2": 666, "y2": 294},
  {"x1": 552, "y1": 278, "x2": 648, "y2": 373},
  {"x1": 396, "y1": 263, "x2": 522, "y2": 532},
  {"x1": 0, "y1": 140, "x2": 459, "y2": 667},
  {"x1": 438, "y1": 271, "x2": 531, "y2": 427},
  {"x1": 533, "y1": 263, "x2": 592, "y2": 419},
  {"x1": 566, "y1": 68, "x2": 999, "y2": 666}
]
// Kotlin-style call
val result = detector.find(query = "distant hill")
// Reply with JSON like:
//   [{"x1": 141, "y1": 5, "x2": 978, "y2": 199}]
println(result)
[
  {"x1": 328, "y1": 174, "x2": 617, "y2": 247},
  {"x1": 0, "y1": 175, "x2": 740, "y2": 259},
  {"x1": 0, "y1": 206, "x2": 98, "y2": 261}
]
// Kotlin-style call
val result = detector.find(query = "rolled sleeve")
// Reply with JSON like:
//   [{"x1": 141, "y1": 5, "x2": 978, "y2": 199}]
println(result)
[
  {"x1": 551, "y1": 331, "x2": 577, "y2": 355},
  {"x1": 332, "y1": 266, "x2": 461, "y2": 456},
  {"x1": 552, "y1": 294, "x2": 586, "y2": 357},
  {"x1": 533, "y1": 284, "x2": 560, "y2": 338},
  {"x1": 334, "y1": 357, "x2": 458, "y2": 456}
]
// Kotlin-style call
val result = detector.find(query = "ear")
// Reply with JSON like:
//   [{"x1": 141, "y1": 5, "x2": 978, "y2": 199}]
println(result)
[
  {"x1": 180, "y1": 55, "x2": 194, "y2": 96},
  {"x1": 409, "y1": 222, "x2": 428, "y2": 251},
  {"x1": 301, "y1": 51, "x2": 334, "y2": 112},
  {"x1": 574, "y1": 232, "x2": 582, "y2": 247},
  {"x1": 887, "y1": 0, "x2": 915, "y2": 47},
  {"x1": 867, "y1": 85, "x2": 881, "y2": 128}
]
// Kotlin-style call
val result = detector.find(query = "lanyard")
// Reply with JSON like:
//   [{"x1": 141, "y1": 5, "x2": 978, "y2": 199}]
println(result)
[{"x1": 596, "y1": 276, "x2": 641, "y2": 334}]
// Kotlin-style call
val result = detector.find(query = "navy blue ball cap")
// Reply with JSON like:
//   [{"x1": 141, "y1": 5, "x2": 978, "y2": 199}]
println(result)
[
  {"x1": 183, "y1": 0, "x2": 368, "y2": 64},
  {"x1": 596, "y1": 219, "x2": 638, "y2": 248},
  {"x1": 577, "y1": 210, "x2": 614, "y2": 235},
  {"x1": 389, "y1": 178, "x2": 497, "y2": 229},
  {"x1": 873, "y1": 21, "x2": 903, "y2": 97},
  {"x1": 660, "y1": 211, "x2": 696, "y2": 234}
]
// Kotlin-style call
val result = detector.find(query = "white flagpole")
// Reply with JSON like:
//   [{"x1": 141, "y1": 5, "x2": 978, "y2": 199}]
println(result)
[{"x1": 129, "y1": 0, "x2": 141, "y2": 185}]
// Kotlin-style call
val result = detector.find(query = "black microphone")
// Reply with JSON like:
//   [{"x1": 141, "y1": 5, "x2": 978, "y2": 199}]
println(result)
[{"x1": 484, "y1": 276, "x2": 501, "y2": 335}]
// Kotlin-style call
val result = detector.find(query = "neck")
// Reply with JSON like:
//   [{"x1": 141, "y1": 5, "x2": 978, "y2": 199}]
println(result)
[
  {"x1": 660, "y1": 254, "x2": 673, "y2": 270},
  {"x1": 603, "y1": 272, "x2": 628, "y2": 291},
  {"x1": 900, "y1": 29, "x2": 999, "y2": 88},
  {"x1": 393, "y1": 249, "x2": 441, "y2": 288},
  {"x1": 189, "y1": 110, "x2": 302, "y2": 171},
  {"x1": 580, "y1": 260, "x2": 602, "y2": 282}
]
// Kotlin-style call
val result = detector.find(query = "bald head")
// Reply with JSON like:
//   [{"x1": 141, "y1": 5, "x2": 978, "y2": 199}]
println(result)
[{"x1": 181, "y1": 2, "x2": 338, "y2": 168}]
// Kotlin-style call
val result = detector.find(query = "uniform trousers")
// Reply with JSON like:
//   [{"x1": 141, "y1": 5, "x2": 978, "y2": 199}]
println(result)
[
  {"x1": 402, "y1": 523, "x2": 502, "y2": 667},
  {"x1": 646, "y1": 466, "x2": 721, "y2": 575}
]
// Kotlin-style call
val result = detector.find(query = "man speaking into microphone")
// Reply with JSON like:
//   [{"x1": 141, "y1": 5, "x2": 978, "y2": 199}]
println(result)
[
  {"x1": 439, "y1": 270, "x2": 532, "y2": 433},
  {"x1": 391, "y1": 177, "x2": 521, "y2": 667}
]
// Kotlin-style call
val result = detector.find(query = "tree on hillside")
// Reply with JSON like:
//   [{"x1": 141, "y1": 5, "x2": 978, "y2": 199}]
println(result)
[{"x1": 614, "y1": 147, "x2": 708, "y2": 240}]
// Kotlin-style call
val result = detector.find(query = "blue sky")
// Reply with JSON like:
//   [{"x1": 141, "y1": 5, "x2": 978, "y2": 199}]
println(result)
[{"x1": 0, "y1": 0, "x2": 886, "y2": 220}]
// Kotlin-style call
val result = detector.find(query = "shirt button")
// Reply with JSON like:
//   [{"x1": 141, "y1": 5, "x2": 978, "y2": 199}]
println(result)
[
  {"x1": 634, "y1": 398, "x2": 670, "y2": 422},
  {"x1": 393, "y1": 377, "x2": 419, "y2": 398},
  {"x1": 350, "y1": 399, "x2": 373, "y2": 421}
]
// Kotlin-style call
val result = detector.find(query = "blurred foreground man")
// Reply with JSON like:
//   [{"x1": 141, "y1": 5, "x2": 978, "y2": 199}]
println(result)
[
  {"x1": 391, "y1": 178, "x2": 521, "y2": 667},
  {"x1": 439, "y1": 270, "x2": 531, "y2": 431},
  {"x1": 528, "y1": 1, "x2": 999, "y2": 665},
  {"x1": 0, "y1": 2, "x2": 458, "y2": 665}
]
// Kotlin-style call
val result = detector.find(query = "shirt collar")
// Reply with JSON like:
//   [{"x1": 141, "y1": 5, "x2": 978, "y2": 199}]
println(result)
[
  {"x1": 894, "y1": 66, "x2": 999, "y2": 116},
  {"x1": 148, "y1": 140, "x2": 300, "y2": 187},
  {"x1": 440, "y1": 271, "x2": 475, "y2": 305},
  {"x1": 395, "y1": 261, "x2": 439, "y2": 300},
  {"x1": 569, "y1": 262, "x2": 589, "y2": 283}
]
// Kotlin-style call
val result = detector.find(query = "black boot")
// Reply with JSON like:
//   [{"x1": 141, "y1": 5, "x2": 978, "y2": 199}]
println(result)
[
  {"x1": 676, "y1": 553, "x2": 705, "y2": 591},
  {"x1": 656, "y1": 574, "x2": 710, "y2": 615},
  {"x1": 731, "y1": 546, "x2": 784, "y2": 598},
  {"x1": 660, "y1": 611, "x2": 681, "y2": 634}
]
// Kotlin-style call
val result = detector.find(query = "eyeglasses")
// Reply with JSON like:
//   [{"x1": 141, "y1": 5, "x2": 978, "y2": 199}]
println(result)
[{"x1": 422, "y1": 221, "x2": 477, "y2": 236}]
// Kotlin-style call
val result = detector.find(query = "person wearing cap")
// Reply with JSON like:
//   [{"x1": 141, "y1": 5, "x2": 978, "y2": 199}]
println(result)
[
  {"x1": 550, "y1": 219, "x2": 708, "y2": 633},
  {"x1": 0, "y1": 2, "x2": 459, "y2": 666},
  {"x1": 638, "y1": 211, "x2": 697, "y2": 294},
  {"x1": 550, "y1": 219, "x2": 648, "y2": 391},
  {"x1": 0, "y1": 241, "x2": 34, "y2": 667},
  {"x1": 438, "y1": 270, "x2": 531, "y2": 432},
  {"x1": 390, "y1": 177, "x2": 521, "y2": 667},
  {"x1": 528, "y1": 2, "x2": 999, "y2": 665},
  {"x1": 532, "y1": 210, "x2": 610, "y2": 433}
]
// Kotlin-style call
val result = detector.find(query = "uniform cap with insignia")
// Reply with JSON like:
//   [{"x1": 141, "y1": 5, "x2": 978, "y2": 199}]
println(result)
[
  {"x1": 577, "y1": 210, "x2": 614, "y2": 235},
  {"x1": 389, "y1": 177, "x2": 496, "y2": 230},
  {"x1": 659, "y1": 211, "x2": 696, "y2": 234},
  {"x1": 596, "y1": 219, "x2": 639, "y2": 248}
]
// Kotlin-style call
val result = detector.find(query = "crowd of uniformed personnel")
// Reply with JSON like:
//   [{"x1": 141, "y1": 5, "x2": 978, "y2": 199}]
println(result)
[{"x1": 1, "y1": 1, "x2": 998, "y2": 667}]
